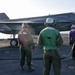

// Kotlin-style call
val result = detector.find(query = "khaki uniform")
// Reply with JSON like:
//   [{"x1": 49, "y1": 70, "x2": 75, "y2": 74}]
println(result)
[{"x1": 18, "y1": 29, "x2": 34, "y2": 68}]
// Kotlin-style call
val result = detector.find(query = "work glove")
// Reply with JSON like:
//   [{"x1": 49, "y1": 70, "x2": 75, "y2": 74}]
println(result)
[{"x1": 69, "y1": 40, "x2": 73, "y2": 46}]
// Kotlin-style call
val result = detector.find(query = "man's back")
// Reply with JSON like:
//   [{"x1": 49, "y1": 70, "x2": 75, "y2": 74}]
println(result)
[
  {"x1": 18, "y1": 29, "x2": 33, "y2": 45},
  {"x1": 69, "y1": 28, "x2": 75, "y2": 40},
  {"x1": 39, "y1": 27, "x2": 60, "y2": 50}
]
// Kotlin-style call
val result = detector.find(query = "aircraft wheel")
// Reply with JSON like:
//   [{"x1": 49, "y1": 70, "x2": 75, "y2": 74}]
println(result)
[{"x1": 10, "y1": 39, "x2": 18, "y2": 46}]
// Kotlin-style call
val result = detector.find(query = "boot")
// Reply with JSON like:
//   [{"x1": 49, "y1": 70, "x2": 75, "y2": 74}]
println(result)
[
  {"x1": 27, "y1": 66, "x2": 35, "y2": 72},
  {"x1": 20, "y1": 66, "x2": 24, "y2": 71},
  {"x1": 73, "y1": 57, "x2": 75, "y2": 60}
]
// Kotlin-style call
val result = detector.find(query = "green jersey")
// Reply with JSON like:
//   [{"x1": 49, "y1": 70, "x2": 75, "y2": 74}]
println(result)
[{"x1": 38, "y1": 27, "x2": 63, "y2": 51}]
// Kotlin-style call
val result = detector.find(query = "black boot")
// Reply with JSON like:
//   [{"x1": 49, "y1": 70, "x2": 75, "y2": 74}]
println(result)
[
  {"x1": 20, "y1": 66, "x2": 24, "y2": 71},
  {"x1": 27, "y1": 66, "x2": 35, "y2": 72},
  {"x1": 73, "y1": 57, "x2": 75, "y2": 60}
]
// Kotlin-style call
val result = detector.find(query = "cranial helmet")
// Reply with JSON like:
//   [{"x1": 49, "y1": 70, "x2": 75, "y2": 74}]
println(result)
[
  {"x1": 71, "y1": 24, "x2": 75, "y2": 28},
  {"x1": 22, "y1": 23, "x2": 25, "y2": 28},
  {"x1": 46, "y1": 18, "x2": 54, "y2": 24},
  {"x1": 22, "y1": 23, "x2": 28, "y2": 28}
]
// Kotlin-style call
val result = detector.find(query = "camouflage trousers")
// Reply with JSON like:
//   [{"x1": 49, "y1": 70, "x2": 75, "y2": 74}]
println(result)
[
  {"x1": 72, "y1": 44, "x2": 75, "y2": 59},
  {"x1": 43, "y1": 50, "x2": 61, "y2": 75},
  {"x1": 19, "y1": 45, "x2": 32, "y2": 67}
]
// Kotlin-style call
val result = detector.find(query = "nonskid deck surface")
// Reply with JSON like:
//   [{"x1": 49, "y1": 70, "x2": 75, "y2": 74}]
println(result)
[{"x1": 0, "y1": 45, "x2": 75, "y2": 75}]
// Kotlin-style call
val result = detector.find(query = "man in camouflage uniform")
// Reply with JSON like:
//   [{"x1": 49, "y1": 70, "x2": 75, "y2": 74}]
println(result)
[{"x1": 18, "y1": 23, "x2": 35, "y2": 72}]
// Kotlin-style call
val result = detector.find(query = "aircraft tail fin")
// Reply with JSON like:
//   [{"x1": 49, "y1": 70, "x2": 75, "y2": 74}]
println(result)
[{"x1": 0, "y1": 13, "x2": 9, "y2": 20}]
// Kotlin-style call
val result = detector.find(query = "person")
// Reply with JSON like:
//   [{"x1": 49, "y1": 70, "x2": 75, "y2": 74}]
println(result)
[
  {"x1": 18, "y1": 23, "x2": 35, "y2": 72},
  {"x1": 38, "y1": 18, "x2": 63, "y2": 75},
  {"x1": 69, "y1": 24, "x2": 75, "y2": 60}
]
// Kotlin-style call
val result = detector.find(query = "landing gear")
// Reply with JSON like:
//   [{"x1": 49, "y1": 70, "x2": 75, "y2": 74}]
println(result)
[
  {"x1": 10, "y1": 39, "x2": 18, "y2": 46},
  {"x1": 10, "y1": 34, "x2": 18, "y2": 46}
]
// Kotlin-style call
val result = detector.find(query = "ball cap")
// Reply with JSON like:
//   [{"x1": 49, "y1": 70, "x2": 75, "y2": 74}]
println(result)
[{"x1": 46, "y1": 18, "x2": 54, "y2": 24}]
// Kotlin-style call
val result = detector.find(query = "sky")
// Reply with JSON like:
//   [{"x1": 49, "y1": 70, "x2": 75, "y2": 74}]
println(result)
[
  {"x1": 0, "y1": 0, "x2": 72, "y2": 38},
  {"x1": 0, "y1": 0, "x2": 75, "y2": 19}
]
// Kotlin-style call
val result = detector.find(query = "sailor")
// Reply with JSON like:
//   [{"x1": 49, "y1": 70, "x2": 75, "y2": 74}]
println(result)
[
  {"x1": 18, "y1": 23, "x2": 35, "y2": 72},
  {"x1": 69, "y1": 24, "x2": 75, "y2": 60},
  {"x1": 38, "y1": 18, "x2": 63, "y2": 75}
]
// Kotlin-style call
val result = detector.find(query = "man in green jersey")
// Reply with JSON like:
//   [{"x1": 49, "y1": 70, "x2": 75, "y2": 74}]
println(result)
[{"x1": 38, "y1": 18, "x2": 63, "y2": 75}]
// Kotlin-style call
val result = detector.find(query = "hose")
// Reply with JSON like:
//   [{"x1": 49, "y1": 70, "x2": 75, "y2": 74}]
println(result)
[{"x1": 61, "y1": 45, "x2": 73, "y2": 60}]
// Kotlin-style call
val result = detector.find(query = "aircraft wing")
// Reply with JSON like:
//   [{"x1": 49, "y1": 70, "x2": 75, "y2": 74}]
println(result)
[
  {"x1": 0, "y1": 19, "x2": 73, "y2": 35},
  {"x1": 0, "y1": 20, "x2": 44, "y2": 35},
  {"x1": 0, "y1": 24, "x2": 11, "y2": 31}
]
